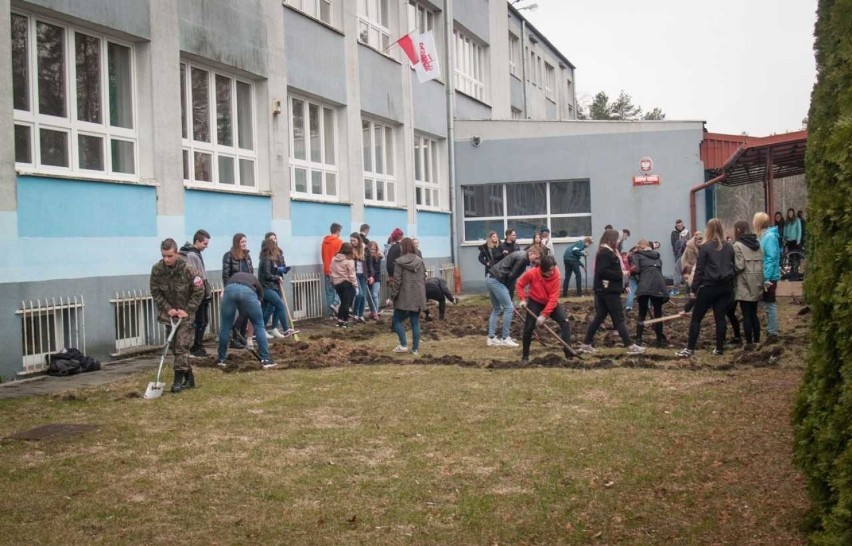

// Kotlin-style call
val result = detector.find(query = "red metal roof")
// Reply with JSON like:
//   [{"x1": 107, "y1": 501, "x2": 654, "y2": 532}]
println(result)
[{"x1": 700, "y1": 130, "x2": 808, "y2": 186}]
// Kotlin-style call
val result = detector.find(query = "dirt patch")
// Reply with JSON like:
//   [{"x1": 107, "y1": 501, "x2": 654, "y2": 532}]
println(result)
[{"x1": 5, "y1": 423, "x2": 98, "y2": 441}]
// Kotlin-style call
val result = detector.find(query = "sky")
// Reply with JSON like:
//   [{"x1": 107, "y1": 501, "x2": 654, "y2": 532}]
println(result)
[{"x1": 518, "y1": 0, "x2": 818, "y2": 136}]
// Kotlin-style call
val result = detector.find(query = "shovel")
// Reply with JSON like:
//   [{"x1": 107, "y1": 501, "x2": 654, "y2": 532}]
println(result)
[
  {"x1": 144, "y1": 317, "x2": 182, "y2": 400},
  {"x1": 523, "y1": 307, "x2": 581, "y2": 358}
]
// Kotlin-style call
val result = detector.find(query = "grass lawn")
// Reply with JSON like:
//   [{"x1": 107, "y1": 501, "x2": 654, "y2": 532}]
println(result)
[{"x1": 0, "y1": 298, "x2": 810, "y2": 544}]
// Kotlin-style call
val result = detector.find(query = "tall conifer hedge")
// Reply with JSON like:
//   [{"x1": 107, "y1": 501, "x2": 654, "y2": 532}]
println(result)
[{"x1": 792, "y1": 0, "x2": 852, "y2": 543}]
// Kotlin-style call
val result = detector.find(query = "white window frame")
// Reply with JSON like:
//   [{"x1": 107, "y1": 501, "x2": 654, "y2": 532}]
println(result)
[
  {"x1": 357, "y1": 0, "x2": 391, "y2": 51},
  {"x1": 407, "y1": 1, "x2": 435, "y2": 34},
  {"x1": 12, "y1": 11, "x2": 138, "y2": 181},
  {"x1": 362, "y1": 118, "x2": 397, "y2": 205},
  {"x1": 285, "y1": 0, "x2": 333, "y2": 25},
  {"x1": 454, "y1": 30, "x2": 485, "y2": 101},
  {"x1": 414, "y1": 134, "x2": 441, "y2": 210},
  {"x1": 180, "y1": 61, "x2": 258, "y2": 190},
  {"x1": 508, "y1": 32, "x2": 520, "y2": 78},
  {"x1": 544, "y1": 62, "x2": 556, "y2": 101},
  {"x1": 289, "y1": 95, "x2": 339, "y2": 201},
  {"x1": 461, "y1": 181, "x2": 593, "y2": 243}
]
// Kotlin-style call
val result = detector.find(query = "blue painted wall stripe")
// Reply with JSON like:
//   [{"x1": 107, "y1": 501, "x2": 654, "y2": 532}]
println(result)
[
  {"x1": 291, "y1": 201, "x2": 351, "y2": 237},
  {"x1": 17, "y1": 176, "x2": 157, "y2": 237}
]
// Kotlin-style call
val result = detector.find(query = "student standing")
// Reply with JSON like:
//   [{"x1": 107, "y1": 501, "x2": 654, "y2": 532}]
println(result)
[
  {"x1": 562, "y1": 237, "x2": 591, "y2": 297},
  {"x1": 732, "y1": 220, "x2": 764, "y2": 349},
  {"x1": 632, "y1": 239, "x2": 669, "y2": 347},
  {"x1": 516, "y1": 255, "x2": 573, "y2": 362},
  {"x1": 222, "y1": 233, "x2": 254, "y2": 347},
  {"x1": 676, "y1": 219, "x2": 736, "y2": 357},
  {"x1": 390, "y1": 238, "x2": 427, "y2": 354},
  {"x1": 321, "y1": 223, "x2": 344, "y2": 317},
  {"x1": 258, "y1": 239, "x2": 297, "y2": 338},
  {"x1": 350, "y1": 232, "x2": 369, "y2": 322},
  {"x1": 579, "y1": 229, "x2": 645, "y2": 355},
  {"x1": 179, "y1": 229, "x2": 212, "y2": 357},
  {"x1": 330, "y1": 243, "x2": 357, "y2": 327},
  {"x1": 540, "y1": 228, "x2": 555, "y2": 256},
  {"x1": 478, "y1": 231, "x2": 503, "y2": 277},
  {"x1": 755, "y1": 212, "x2": 781, "y2": 341}
]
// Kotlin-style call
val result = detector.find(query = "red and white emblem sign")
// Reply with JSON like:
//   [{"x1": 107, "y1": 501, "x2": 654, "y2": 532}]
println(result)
[{"x1": 639, "y1": 156, "x2": 653, "y2": 173}]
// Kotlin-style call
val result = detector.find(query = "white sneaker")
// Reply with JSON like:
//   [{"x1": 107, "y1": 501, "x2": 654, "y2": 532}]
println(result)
[
  {"x1": 487, "y1": 336, "x2": 502, "y2": 347},
  {"x1": 282, "y1": 328, "x2": 299, "y2": 337},
  {"x1": 501, "y1": 337, "x2": 519, "y2": 348},
  {"x1": 578, "y1": 344, "x2": 598, "y2": 354},
  {"x1": 626, "y1": 344, "x2": 646, "y2": 355},
  {"x1": 269, "y1": 328, "x2": 286, "y2": 339},
  {"x1": 393, "y1": 345, "x2": 409, "y2": 353}
]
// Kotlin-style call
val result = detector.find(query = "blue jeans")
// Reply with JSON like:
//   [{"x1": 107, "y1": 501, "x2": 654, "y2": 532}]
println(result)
[
  {"x1": 625, "y1": 277, "x2": 638, "y2": 309},
  {"x1": 370, "y1": 280, "x2": 381, "y2": 312},
  {"x1": 562, "y1": 260, "x2": 582, "y2": 295},
  {"x1": 486, "y1": 276, "x2": 514, "y2": 339},
  {"x1": 218, "y1": 283, "x2": 270, "y2": 361},
  {"x1": 262, "y1": 288, "x2": 290, "y2": 331},
  {"x1": 324, "y1": 274, "x2": 340, "y2": 310},
  {"x1": 354, "y1": 273, "x2": 375, "y2": 317},
  {"x1": 392, "y1": 309, "x2": 420, "y2": 351}
]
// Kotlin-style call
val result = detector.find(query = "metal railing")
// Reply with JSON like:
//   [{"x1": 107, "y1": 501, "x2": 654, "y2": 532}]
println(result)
[
  {"x1": 290, "y1": 273, "x2": 324, "y2": 320},
  {"x1": 440, "y1": 263, "x2": 456, "y2": 293},
  {"x1": 16, "y1": 296, "x2": 86, "y2": 375}
]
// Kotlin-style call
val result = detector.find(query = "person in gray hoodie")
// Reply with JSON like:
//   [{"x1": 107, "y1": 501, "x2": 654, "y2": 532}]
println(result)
[
  {"x1": 390, "y1": 238, "x2": 427, "y2": 354},
  {"x1": 732, "y1": 220, "x2": 764, "y2": 349},
  {"x1": 632, "y1": 239, "x2": 669, "y2": 347},
  {"x1": 179, "y1": 229, "x2": 212, "y2": 357}
]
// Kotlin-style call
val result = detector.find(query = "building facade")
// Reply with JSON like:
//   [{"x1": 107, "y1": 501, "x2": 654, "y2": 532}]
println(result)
[{"x1": 0, "y1": 0, "x2": 580, "y2": 378}]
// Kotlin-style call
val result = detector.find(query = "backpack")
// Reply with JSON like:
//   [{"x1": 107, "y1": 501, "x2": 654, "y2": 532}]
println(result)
[{"x1": 46, "y1": 348, "x2": 101, "y2": 377}]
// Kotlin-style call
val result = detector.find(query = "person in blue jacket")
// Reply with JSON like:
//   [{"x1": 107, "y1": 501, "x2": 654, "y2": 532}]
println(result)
[
  {"x1": 754, "y1": 212, "x2": 781, "y2": 340},
  {"x1": 783, "y1": 208, "x2": 803, "y2": 275},
  {"x1": 561, "y1": 237, "x2": 592, "y2": 297}
]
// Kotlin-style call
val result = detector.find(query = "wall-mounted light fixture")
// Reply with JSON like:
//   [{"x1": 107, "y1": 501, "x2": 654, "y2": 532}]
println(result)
[
  {"x1": 472, "y1": 136, "x2": 482, "y2": 147},
  {"x1": 272, "y1": 98, "x2": 282, "y2": 116}
]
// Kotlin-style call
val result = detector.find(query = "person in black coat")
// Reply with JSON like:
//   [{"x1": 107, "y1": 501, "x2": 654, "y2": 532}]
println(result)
[
  {"x1": 677, "y1": 218, "x2": 736, "y2": 357},
  {"x1": 423, "y1": 277, "x2": 458, "y2": 321},
  {"x1": 478, "y1": 231, "x2": 504, "y2": 277},
  {"x1": 632, "y1": 239, "x2": 669, "y2": 347},
  {"x1": 579, "y1": 229, "x2": 645, "y2": 355}
]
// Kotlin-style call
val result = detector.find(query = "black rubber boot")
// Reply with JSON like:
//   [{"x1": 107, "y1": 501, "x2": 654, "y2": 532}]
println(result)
[
  {"x1": 171, "y1": 371, "x2": 185, "y2": 393},
  {"x1": 182, "y1": 369, "x2": 196, "y2": 389}
]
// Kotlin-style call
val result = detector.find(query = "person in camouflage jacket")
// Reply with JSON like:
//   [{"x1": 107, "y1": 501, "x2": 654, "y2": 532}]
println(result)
[{"x1": 150, "y1": 238, "x2": 204, "y2": 393}]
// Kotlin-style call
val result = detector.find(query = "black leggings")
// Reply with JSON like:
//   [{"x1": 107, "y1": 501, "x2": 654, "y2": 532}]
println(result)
[
  {"x1": 636, "y1": 295, "x2": 666, "y2": 341},
  {"x1": 584, "y1": 292, "x2": 632, "y2": 347},
  {"x1": 334, "y1": 281, "x2": 356, "y2": 321},
  {"x1": 523, "y1": 299, "x2": 572, "y2": 359},
  {"x1": 687, "y1": 285, "x2": 733, "y2": 351},
  {"x1": 725, "y1": 298, "x2": 741, "y2": 339},
  {"x1": 739, "y1": 300, "x2": 760, "y2": 343}
]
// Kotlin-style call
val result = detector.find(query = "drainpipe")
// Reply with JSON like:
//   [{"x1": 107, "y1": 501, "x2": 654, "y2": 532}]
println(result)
[
  {"x1": 521, "y1": 18, "x2": 528, "y2": 118},
  {"x1": 444, "y1": 0, "x2": 457, "y2": 264}
]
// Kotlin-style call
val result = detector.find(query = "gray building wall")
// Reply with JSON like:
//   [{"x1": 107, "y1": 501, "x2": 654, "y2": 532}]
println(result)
[
  {"x1": 284, "y1": 8, "x2": 347, "y2": 105},
  {"x1": 359, "y1": 47, "x2": 404, "y2": 123},
  {"x1": 453, "y1": 0, "x2": 490, "y2": 42},
  {"x1": 456, "y1": 94, "x2": 492, "y2": 120},
  {"x1": 20, "y1": 0, "x2": 150, "y2": 38},
  {"x1": 454, "y1": 120, "x2": 707, "y2": 292},
  {"x1": 412, "y1": 79, "x2": 448, "y2": 137}
]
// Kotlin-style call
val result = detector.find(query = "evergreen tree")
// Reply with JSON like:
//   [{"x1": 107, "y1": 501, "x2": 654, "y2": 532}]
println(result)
[{"x1": 792, "y1": 0, "x2": 852, "y2": 543}]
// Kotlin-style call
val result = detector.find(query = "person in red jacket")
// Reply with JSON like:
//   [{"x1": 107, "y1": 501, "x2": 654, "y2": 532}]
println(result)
[
  {"x1": 321, "y1": 223, "x2": 344, "y2": 317},
  {"x1": 516, "y1": 255, "x2": 573, "y2": 362}
]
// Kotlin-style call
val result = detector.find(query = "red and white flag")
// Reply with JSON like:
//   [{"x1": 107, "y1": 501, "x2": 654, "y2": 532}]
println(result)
[{"x1": 397, "y1": 30, "x2": 441, "y2": 83}]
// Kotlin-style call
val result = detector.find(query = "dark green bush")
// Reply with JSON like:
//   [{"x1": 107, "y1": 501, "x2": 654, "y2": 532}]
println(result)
[{"x1": 793, "y1": 0, "x2": 852, "y2": 543}]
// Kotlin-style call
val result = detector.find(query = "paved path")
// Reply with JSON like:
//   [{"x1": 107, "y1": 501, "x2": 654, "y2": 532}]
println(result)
[{"x1": 0, "y1": 354, "x2": 158, "y2": 400}]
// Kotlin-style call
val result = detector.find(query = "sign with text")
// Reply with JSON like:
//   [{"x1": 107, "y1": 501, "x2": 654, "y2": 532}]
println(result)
[{"x1": 633, "y1": 175, "x2": 660, "y2": 186}]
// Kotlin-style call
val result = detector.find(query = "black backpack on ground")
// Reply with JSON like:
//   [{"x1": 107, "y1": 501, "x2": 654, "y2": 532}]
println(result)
[{"x1": 46, "y1": 348, "x2": 101, "y2": 377}]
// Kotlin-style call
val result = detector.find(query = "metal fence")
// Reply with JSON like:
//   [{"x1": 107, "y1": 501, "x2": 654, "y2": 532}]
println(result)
[
  {"x1": 290, "y1": 273, "x2": 324, "y2": 320},
  {"x1": 440, "y1": 263, "x2": 456, "y2": 293},
  {"x1": 16, "y1": 296, "x2": 86, "y2": 375}
]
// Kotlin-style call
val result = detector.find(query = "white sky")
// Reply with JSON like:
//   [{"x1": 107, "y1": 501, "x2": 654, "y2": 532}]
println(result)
[{"x1": 519, "y1": 0, "x2": 817, "y2": 136}]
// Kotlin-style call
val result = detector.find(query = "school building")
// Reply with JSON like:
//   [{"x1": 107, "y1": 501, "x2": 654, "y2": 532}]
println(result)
[{"x1": 0, "y1": 0, "x2": 707, "y2": 378}]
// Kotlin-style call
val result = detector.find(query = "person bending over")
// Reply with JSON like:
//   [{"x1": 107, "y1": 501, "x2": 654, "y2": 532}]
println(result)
[
  {"x1": 423, "y1": 277, "x2": 458, "y2": 321},
  {"x1": 516, "y1": 255, "x2": 573, "y2": 362}
]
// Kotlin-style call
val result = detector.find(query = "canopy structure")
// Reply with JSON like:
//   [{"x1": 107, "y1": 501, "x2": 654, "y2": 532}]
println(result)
[{"x1": 690, "y1": 130, "x2": 808, "y2": 233}]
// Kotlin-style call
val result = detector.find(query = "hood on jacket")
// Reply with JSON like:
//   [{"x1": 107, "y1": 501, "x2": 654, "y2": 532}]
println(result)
[
  {"x1": 395, "y1": 253, "x2": 421, "y2": 271},
  {"x1": 636, "y1": 249, "x2": 660, "y2": 260},
  {"x1": 179, "y1": 242, "x2": 199, "y2": 255},
  {"x1": 737, "y1": 233, "x2": 761, "y2": 251},
  {"x1": 331, "y1": 253, "x2": 349, "y2": 263}
]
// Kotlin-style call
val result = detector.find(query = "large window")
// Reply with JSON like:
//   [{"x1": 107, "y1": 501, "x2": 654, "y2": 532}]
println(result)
[
  {"x1": 414, "y1": 134, "x2": 440, "y2": 209},
  {"x1": 508, "y1": 33, "x2": 520, "y2": 78},
  {"x1": 407, "y1": 1, "x2": 435, "y2": 33},
  {"x1": 181, "y1": 62, "x2": 256, "y2": 188},
  {"x1": 462, "y1": 180, "x2": 592, "y2": 242},
  {"x1": 285, "y1": 0, "x2": 332, "y2": 25},
  {"x1": 358, "y1": 0, "x2": 391, "y2": 50},
  {"x1": 290, "y1": 96, "x2": 338, "y2": 199},
  {"x1": 454, "y1": 30, "x2": 485, "y2": 101},
  {"x1": 12, "y1": 12, "x2": 137, "y2": 178},
  {"x1": 362, "y1": 118, "x2": 396, "y2": 204},
  {"x1": 545, "y1": 62, "x2": 556, "y2": 100}
]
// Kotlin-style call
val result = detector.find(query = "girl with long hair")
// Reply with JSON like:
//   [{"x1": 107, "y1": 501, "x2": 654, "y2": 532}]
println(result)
[
  {"x1": 390, "y1": 238, "x2": 427, "y2": 354},
  {"x1": 676, "y1": 218, "x2": 736, "y2": 357},
  {"x1": 632, "y1": 239, "x2": 669, "y2": 347},
  {"x1": 366, "y1": 240, "x2": 384, "y2": 318},
  {"x1": 258, "y1": 238, "x2": 298, "y2": 338},
  {"x1": 579, "y1": 229, "x2": 645, "y2": 355},
  {"x1": 222, "y1": 233, "x2": 254, "y2": 346},
  {"x1": 754, "y1": 212, "x2": 781, "y2": 340},
  {"x1": 478, "y1": 231, "x2": 502, "y2": 276},
  {"x1": 349, "y1": 232, "x2": 371, "y2": 322},
  {"x1": 330, "y1": 243, "x2": 357, "y2": 327}
]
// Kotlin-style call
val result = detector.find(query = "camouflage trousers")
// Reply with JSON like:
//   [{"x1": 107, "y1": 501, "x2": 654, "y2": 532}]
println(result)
[{"x1": 168, "y1": 320, "x2": 194, "y2": 372}]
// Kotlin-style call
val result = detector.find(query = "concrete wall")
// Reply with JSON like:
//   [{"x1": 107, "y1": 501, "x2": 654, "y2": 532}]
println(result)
[
  {"x1": 359, "y1": 47, "x2": 404, "y2": 123},
  {"x1": 284, "y1": 8, "x2": 347, "y2": 105},
  {"x1": 412, "y1": 79, "x2": 448, "y2": 137},
  {"x1": 453, "y1": 120, "x2": 707, "y2": 292},
  {"x1": 21, "y1": 0, "x2": 150, "y2": 38},
  {"x1": 456, "y1": 94, "x2": 492, "y2": 120},
  {"x1": 454, "y1": 0, "x2": 490, "y2": 42}
]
